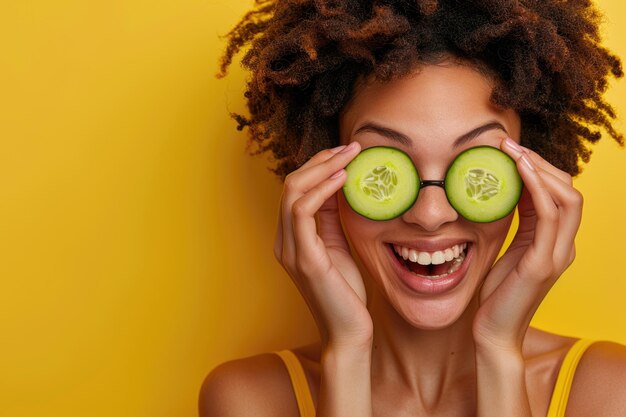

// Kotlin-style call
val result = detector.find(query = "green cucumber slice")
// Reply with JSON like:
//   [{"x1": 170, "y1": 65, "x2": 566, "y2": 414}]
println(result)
[
  {"x1": 343, "y1": 146, "x2": 419, "y2": 221},
  {"x1": 445, "y1": 146, "x2": 522, "y2": 222}
]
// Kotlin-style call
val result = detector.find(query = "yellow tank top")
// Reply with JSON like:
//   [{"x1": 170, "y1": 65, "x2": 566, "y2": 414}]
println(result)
[
  {"x1": 546, "y1": 338, "x2": 596, "y2": 417},
  {"x1": 275, "y1": 338, "x2": 596, "y2": 417},
  {"x1": 274, "y1": 350, "x2": 316, "y2": 417}
]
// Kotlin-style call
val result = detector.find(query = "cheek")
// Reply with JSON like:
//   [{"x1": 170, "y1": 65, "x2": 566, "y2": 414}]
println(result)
[
  {"x1": 337, "y1": 192, "x2": 387, "y2": 258},
  {"x1": 477, "y1": 214, "x2": 515, "y2": 259},
  {"x1": 337, "y1": 191, "x2": 368, "y2": 241}
]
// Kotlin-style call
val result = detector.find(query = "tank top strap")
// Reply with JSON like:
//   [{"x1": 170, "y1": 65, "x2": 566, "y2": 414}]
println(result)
[
  {"x1": 274, "y1": 350, "x2": 316, "y2": 417},
  {"x1": 546, "y1": 338, "x2": 597, "y2": 417}
]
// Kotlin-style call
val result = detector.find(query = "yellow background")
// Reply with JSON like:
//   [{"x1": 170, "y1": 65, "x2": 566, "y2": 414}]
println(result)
[{"x1": 0, "y1": 1, "x2": 624, "y2": 416}]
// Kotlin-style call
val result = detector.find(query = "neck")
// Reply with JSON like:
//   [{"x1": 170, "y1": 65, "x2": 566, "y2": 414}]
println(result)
[{"x1": 369, "y1": 288, "x2": 480, "y2": 411}]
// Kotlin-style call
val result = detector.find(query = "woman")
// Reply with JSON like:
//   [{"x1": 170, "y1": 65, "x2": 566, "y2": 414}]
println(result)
[{"x1": 201, "y1": 1, "x2": 626, "y2": 416}]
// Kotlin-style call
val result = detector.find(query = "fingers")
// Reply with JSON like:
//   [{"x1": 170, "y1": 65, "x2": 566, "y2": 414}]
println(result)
[
  {"x1": 272, "y1": 143, "x2": 373, "y2": 346},
  {"x1": 522, "y1": 149, "x2": 582, "y2": 264},
  {"x1": 501, "y1": 139, "x2": 559, "y2": 275},
  {"x1": 292, "y1": 170, "x2": 347, "y2": 268},
  {"x1": 283, "y1": 142, "x2": 359, "y2": 199},
  {"x1": 276, "y1": 142, "x2": 361, "y2": 271},
  {"x1": 500, "y1": 138, "x2": 582, "y2": 282},
  {"x1": 299, "y1": 144, "x2": 350, "y2": 170},
  {"x1": 534, "y1": 166, "x2": 583, "y2": 267},
  {"x1": 521, "y1": 148, "x2": 573, "y2": 185},
  {"x1": 316, "y1": 191, "x2": 351, "y2": 252},
  {"x1": 475, "y1": 139, "x2": 583, "y2": 343},
  {"x1": 474, "y1": 140, "x2": 584, "y2": 349}
]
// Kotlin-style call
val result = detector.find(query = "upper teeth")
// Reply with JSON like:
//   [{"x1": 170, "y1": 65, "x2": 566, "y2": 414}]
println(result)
[{"x1": 393, "y1": 243, "x2": 467, "y2": 266}]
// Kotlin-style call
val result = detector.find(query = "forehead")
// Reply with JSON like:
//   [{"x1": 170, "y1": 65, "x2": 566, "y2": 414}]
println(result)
[{"x1": 339, "y1": 62, "x2": 520, "y2": 149}]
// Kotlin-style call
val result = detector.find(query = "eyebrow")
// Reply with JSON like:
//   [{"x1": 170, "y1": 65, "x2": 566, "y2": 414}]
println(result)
[
  {"x1": 353, "y1": 121, "x2": 508, "y2": 148},
  {"x1": 354, "y1": 123, "x2": 412, "y2": 146},
  {"x1": 452, "y1": 121, "x2": 509, "y2": 148}
]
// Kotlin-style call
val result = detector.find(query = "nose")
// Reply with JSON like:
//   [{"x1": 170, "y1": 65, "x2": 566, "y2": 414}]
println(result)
[{"x1": 401, "y1": 184, "x2": 458, "y2": 231}]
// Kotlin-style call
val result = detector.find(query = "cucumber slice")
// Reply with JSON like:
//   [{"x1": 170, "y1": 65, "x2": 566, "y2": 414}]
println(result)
[
  {"x1": 343, "y1": 146, "x2": 419, "y2": 221},
  {"x1": 445, "y1": 146, "x2": 522, "y2": 223}
]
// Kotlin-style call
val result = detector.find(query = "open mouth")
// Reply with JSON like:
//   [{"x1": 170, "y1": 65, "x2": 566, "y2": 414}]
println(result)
[{"x1": 390, "y1": 242, "x2": 471, "y2": 280}]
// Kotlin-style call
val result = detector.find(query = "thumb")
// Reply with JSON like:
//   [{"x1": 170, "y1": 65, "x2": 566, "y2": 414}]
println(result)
[
  {"x1": 516, "y1": 186, "x2": 537, "y2": 233},
  {"x1": 317, "y1": 192, "x2": 350, "y2": 251}
]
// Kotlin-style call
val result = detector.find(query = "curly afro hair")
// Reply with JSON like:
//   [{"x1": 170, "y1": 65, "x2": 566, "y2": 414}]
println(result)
[{"x1": 219, "y1": 0, "x2": 623, "y2": 179}]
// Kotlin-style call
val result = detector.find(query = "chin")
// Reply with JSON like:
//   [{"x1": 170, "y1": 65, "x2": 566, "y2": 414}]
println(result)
[
  {"x1": 394, "y1": 297, "x2": 471, "y2": 330},
  {"x1": 370, "y1": 262, "x2": 483, "y2": 332},
  {"x1": 363, "y1": 246, "x2": 484, "y2": 331}
]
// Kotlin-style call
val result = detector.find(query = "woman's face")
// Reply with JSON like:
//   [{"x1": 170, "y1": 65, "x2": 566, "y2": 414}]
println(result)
[{"x1": 338, "y1": 61, "x2": 521, "y2": 329}]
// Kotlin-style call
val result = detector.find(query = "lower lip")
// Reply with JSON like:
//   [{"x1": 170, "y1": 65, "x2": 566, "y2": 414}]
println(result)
[{"x1": 388, "y1": 244, "x2": 473, "y2": 295}]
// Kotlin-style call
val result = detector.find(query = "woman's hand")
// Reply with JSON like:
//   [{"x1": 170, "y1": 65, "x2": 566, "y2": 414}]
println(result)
[
  {"x1": 472, "y1": 138, "x2": 583, "y2": 353},
  {"x1": 274, "y1": 141, "x2": 373, "y2": 350}
]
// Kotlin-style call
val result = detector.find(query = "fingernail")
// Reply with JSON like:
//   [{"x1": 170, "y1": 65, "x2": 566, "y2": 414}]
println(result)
[
  {"x1": 340, "y1": 142, "x2": 357, "y2": 153},
  {"x1": 504, "y1": 137, "x2": 522, "y2": 153},
  {"x1": 521, "y1": 154, "x2": 535, "y2": 172},
  {"x1": 330, "y1": 169, "x2": 345, "y2": 179},
  {"x1": 330, "y1": 145, "x2": 346, "y2": 153}
]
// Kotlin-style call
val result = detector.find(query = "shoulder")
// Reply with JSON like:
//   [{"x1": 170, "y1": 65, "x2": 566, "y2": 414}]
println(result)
[
  {"x1": 523, "y1": 329, "x2": 626, "y2": 417},
  {"x1": 198, "y1": 352, "x2": 299, "y2": 417},
  {"x1": 522, "y1": 327, "x2": 579, "y2": 380},
  {"x1": 566, "y1": 340, "x2": 626, "y2": 417}
]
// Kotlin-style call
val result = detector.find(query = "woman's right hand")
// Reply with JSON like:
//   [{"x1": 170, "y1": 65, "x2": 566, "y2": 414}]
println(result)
[{"x1": 274, "y1": 141, "x2": 373, "y2": 350}]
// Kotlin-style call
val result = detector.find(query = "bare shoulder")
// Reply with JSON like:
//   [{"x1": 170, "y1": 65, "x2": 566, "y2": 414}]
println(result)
[
  {"x1": 566, "y1": 339, "x2": 626, "y2": 417},
  {"x1": 521, "y1": 328, "x2": 579, "y2": 415},
  {"x1": 523, "y1": 326, "x2": 580, "y2": 358},
  {"x1": 198, "y1": 352, "x2": 300, "y2": 417},
  {"x1": 524, "y1": 328, "x2": 626, "y2": 416},
  {"x1": 522, "y1": 327, "x2": 580, "y2": 383}
]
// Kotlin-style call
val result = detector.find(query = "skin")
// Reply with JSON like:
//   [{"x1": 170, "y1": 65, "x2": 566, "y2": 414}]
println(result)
[{"x1": 200, "y1": 61, "x2": 626, "y2": 417}]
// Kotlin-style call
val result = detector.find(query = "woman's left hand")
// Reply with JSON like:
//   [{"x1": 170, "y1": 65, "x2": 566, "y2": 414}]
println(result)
[{"x1": 472, "y1": 137, "x2": 583, "y2": 353}]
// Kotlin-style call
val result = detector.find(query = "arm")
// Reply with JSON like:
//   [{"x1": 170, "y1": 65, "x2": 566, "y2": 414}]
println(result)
[
  {"x1": 198, "y1": 347, "x2": 374, "y2": 417},
  {"x1": 475, "y1": 347, "x2": 531, "y2": 417},
  {"x1": 473, "y1": 138, "x2": 583, "y2": 416},
  {"x1": 318, "y1": 343, "x2": 373, "y2": 417},
  {"x1": 276, "y1": 142, "x2": 374, "y2": 416}
]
